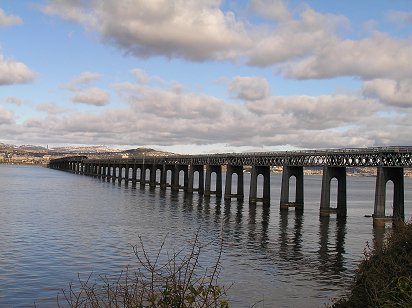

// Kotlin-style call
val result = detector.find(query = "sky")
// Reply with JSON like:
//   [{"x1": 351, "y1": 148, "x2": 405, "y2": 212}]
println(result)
[{"x1": 1, "y1": 0, "x2": 412, "y2": 154}]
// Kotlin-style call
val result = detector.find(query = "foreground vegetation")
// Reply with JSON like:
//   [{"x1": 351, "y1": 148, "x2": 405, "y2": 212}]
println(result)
[
  {"x1": 332, "y1": 222, "x2": 412, "y2": 307},
  {"x1": 58, "y1": 233, "x2": 229, "y2": 307}
]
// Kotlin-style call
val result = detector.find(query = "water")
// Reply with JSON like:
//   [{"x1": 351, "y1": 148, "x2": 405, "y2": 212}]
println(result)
[{"x1": 0, "y1": 165, "x2": 411, "y2": 307}]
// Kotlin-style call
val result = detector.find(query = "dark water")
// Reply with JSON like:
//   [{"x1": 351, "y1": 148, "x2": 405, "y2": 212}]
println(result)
[{"x1": 0, "y1": 165, "x2": 411, "y2": 307}]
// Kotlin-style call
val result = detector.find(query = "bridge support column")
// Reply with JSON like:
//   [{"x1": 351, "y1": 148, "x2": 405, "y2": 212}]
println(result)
[
  {"x1": 124, "y1": 166, "x2": 130, "y2": 183},
  {"x1": 101, "y1": 165, "x2": 105, "y2": 177},
  {"x1": 320, "y1": 166, "x2": 347, "y2": 217},
  {"x1": 131, "y1": 165, "x2": 137, "y2": 184},
  {"x1": 117, "y1": 165, "x2": 123, "y2": 183},
  {"x1": 374, "y1": 167, "x2": 404, "y2": 226},
  {"x1": 104, "y1": 164, "x2": 109, "y2": 179},
  {"x1": 224, "y1": 165, "x2": 244, "y2": 201},
  {"x1": 280, "y1": 166, "x2": 304, "y2": 211},
  {"x1": 150, "y1": 164, "x2": 157, "y2": 188},
  {"x1": 109, "y1": 165, "x2": 114, "y2": 180},
  {"x1": 205, "y1": 165, "x2": 222, "y2": 197},
  {"x1": 110, "y1": 164, "x2": 117, "y2": 182},
  {"x1": 84, "y1": 163, "x2": 89, "y2": 175},
  {"x1": 187, "y1": 165, "x2": 204, "y2": 194},
  {"x1": 172, "y1": 165, "x2": 188, "y2": 191},
  {"x1": 160, "y1": 164, "x2": 168, "y2": 189},
  {"x1": 249, "y1": 165, "x2": 270, "y2": 204},
  {"x1": 140, "y1": 165, "x2": 147, "y2": 186}
]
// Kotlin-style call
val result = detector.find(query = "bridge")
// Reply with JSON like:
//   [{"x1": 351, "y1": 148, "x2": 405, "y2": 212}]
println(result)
[{"x1": 48, "y1": 146, "x2": 412, "y2": 226}]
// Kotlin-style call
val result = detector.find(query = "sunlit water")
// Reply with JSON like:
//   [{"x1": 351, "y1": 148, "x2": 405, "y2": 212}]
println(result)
[{"x1": 0, "y1": 165, "x2": 411, "y2": 307}]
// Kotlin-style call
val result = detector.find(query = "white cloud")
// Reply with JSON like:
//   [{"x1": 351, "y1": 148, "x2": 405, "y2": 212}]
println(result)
[
  {"x1": 250, "y1": 0, "x2": 291, "y2": 22},
  {"x1": 4, "y1": 96, "x2": 24, "y2": 106},
  {"x1": 61, "y1": 72, "x2": 109, "y2": 106},
  {"x1": 71, "y1": 87, "x2": 110, "y2": 106},
  {"x1": 0, "y1": 55, "x2": 36, "y2": 85},
  {"x1": 43, "y1": 0, "x2": 250, "y2": 61},
  {"x1": 362, "y1": 79, "x2": 412, "y2": 108},
  {"x1": 1, "y1": 69, "x2": 410, "y2": 150},
  {"x1": 36, "y1": 102, "x2": 71, "y2": 114},
  {"x1": 0, "y1": 108, "x2": 14, "y2": 125},
  {"x1": 62, "y1": 71, "x2": 102, "y2": 91},
  {"x1": 131, "y1": 68, "x2": 150, "y2": 84},
  {"x1": 386, "y1": 10, "x2": 412, "y2": 26},
  {"x1": 31, "y1": 73, "x2": 384, "y2": 149},
  {"x1": 41, "y1": 1, "x2": 412, "y2": 82},
  {"x1": 282, "y1": 33, "x2": 412, "y2": 80},
  {"x1": 0, "y1": 8, "x2": 22, "y2": 27},
  {"x1": 229, "y1": 76, "x2": 271, "y2": 101},
  {"x1": 246, "y1": 94, "x2": 381, "y2": 130}
]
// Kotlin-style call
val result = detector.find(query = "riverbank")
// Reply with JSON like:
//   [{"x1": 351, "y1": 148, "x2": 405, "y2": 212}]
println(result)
[{"x1": 332, "y1": 222, "x2": 412, "y2": 307}]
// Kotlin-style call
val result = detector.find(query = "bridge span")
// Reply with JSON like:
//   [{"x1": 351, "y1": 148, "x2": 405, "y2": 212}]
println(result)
[{"x1": 48, "y1": 146, "x2": 412, "y2": 226}]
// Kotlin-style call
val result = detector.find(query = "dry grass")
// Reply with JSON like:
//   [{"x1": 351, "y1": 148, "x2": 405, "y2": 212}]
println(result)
[{"x1": 58, "y1": 231, "x2": 230, "y2": 307}]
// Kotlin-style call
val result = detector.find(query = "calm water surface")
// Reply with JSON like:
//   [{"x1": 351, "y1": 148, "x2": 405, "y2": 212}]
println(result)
[{"x1": 0, "y1": 165, "x2": 411, "y2": 307}]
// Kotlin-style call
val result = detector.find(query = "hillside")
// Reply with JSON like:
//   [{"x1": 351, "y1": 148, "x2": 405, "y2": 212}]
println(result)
[{"x1": 0, "y1": 143, "x2": 175, "y2": 165}]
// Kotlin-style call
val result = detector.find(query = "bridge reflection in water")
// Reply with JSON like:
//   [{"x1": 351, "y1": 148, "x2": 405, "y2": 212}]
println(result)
[{"x1": 49, "y1": 146, "x2": 412, "y2": 226}]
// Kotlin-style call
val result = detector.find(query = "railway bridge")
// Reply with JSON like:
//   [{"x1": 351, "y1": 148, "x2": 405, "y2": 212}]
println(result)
[{"x1": 48, "y1": 146, "x2": 412, "y2": 226}]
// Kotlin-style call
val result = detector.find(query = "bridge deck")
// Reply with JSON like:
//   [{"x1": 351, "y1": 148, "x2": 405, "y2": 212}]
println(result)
[{"x1": 50, "y1": 146, "x2": 412, "y2": 167}]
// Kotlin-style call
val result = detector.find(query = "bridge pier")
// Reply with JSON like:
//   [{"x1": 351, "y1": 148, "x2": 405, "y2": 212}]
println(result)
[
  {"x1": 172, "y1": 165, "x2": 188, "y2": 191},
  {"x1": 320, "y1": 166, "x2": 347, "y2": 217},
  {"x1": 280, "y1": 166, "x2": 304, "y2": 211},
  {"x1": 140, "y1": 165, "x2": 148, "y2": 186},
  {"x1": 249, "y1": 165, "x2": 270, "y2": 204},
  {"x1": 224, "y1": 165, "x2": 244, "y2": 200},
  {"x1": 92, "y1": 164, "x2": 99, "y2": 177},
  {"x1": 187, "y1": 165, "x2": 204, "y2": 194},
  {"x1": 124, "y1": 165, "x2": 129, "y2": 183},
  {"x1": 100, "y1": 164, "x2": 105, "y2": 178},
  {"x1": 118, "y1": 165, "x2": 124, "y2": 182},
  {"x1": 131, "y1": 165, "x2": 137, "y2": 184},
  {"x1": 109, "y1": 164, "x2": 114, "y2": 180},
  {"x1": 149, "y1": 164, "x2": 157, "y2": 188},
  {"x1": 113, "y1": 165, "x2": 119, "y2": 182},
  {"x1": 205, "y1": 165, "x2": 222, "y2": 197},
  {"x1": 374, "y1": 167, "x2": 404, "y2": 226},
  {"x1": 161, "y1": 164, "x2": 174, "y2": 189}
]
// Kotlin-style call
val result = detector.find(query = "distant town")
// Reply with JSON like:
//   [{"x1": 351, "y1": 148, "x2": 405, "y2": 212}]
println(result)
[
  {"x1": 0, "y1": 143, "x2": 173, "y2": 166},
  {"x1": 1, "y1": 143, "x2": 411, "y2": 177}
]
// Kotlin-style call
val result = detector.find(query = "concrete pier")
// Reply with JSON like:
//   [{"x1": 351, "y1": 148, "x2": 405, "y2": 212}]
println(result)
[
  {"x1": 173, "y1": 165, "x2": 188, "y2": 191},
  {"x1": 320, "y1": 166, "x2": 347, "y2": 217},
  {"x1": 205, "y1": 165, "x2": 222, "y2": 197},
  {"x1": 249, "y1": 165, "x2": 270, "y2": 204},
  {"x1": 374, "y1": 167, "x2": 404, "y2": 226},
  {"x1": 224, "y1": 165, "x2": 244, "y2": 200},
  {"x1": 187, "y1": 165, "x2": 204, "y2": 194},
  {"x1": 280, "y1": 166, "x2": 304, "y2": 211}
]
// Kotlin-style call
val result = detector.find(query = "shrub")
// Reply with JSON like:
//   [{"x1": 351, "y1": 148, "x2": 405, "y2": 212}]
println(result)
[
  {"x1": 332, "y1": 222, "x2": 412, "y2": 308},
  {"x1": 58, "y1": 232, "x2": 230, "y2": 307}
]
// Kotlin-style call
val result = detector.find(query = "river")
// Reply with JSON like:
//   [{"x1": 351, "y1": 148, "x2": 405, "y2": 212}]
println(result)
[{"x1": 0, "y1": 165, "x2": 411, "y2": 307}]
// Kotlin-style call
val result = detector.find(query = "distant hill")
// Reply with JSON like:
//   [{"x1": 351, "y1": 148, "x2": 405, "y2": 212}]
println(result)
[
  {"x1": 50, "y1": 145, "x2": 120, "y2": 154},
  {"x1": 0, "y1": 143, "x2": 175, "y2": 158},
  {"x1": 121, "y1": 147, "x2": 176, "y2": 157}
]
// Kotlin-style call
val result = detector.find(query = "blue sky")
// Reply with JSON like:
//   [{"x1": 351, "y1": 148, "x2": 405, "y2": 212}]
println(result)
[{"x1": 1, "y1": 0, "x2": 412, "y2": 153}]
